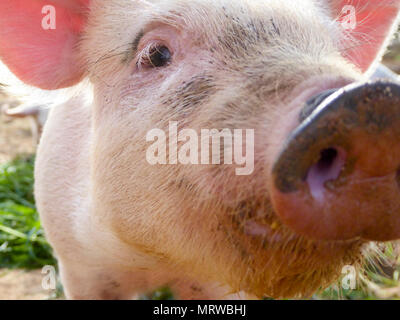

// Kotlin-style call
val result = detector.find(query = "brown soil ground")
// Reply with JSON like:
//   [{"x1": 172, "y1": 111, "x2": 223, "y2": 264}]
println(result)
[
  {"x1": 0, "y1": 92, "x2": 36, "y2": 164},
  {"x1": 0, "y1": 269, "x2": 53, "y2": 300}
]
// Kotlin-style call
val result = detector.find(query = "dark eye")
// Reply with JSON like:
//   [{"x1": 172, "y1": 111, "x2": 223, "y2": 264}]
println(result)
[{"x1": 146, "y1": 45, "x2": 172, "y2": 68}]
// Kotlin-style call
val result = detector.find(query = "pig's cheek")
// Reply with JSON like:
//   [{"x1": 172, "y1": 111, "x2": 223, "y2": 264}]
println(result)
[
  {"x1": 194, "y1": 156, "x2": 268, "y2": 208},
  {"x1": 121, "y1": 73, "x2": 166, "y2": 99}
]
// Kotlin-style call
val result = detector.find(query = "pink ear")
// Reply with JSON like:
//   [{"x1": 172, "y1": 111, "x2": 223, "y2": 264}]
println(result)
[
  {"x1": 0, "y1": 0, "x2": 90, "y2": 89},
  {"x1": 333, "y1": 0, "x2": 400, "y2": 72}
]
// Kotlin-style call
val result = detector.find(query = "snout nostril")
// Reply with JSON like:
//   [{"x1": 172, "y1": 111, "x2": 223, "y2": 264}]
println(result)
[
  {"x1": 396, "y1": 168, "x2": 400, "y2": 189},
  {"x1": 316, "y1": 148, "x2": 338, "y2": 172},
  {"x1": 306, "y1": 147, "x2": 346, "y2": 201}
]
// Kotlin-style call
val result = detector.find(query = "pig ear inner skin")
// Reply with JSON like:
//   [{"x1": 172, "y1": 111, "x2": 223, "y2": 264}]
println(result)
[
  {"x1": 0, "y1": 0, "x2": 90, "y2": 90},
  {"x1": 331, "y1": 0, "x2": 400, "y2": 73}
]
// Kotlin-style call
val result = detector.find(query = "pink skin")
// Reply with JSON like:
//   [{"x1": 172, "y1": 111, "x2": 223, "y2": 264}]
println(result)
[
  {"x1": 0, "y1": 0, "x2": 89, "y2": 89},
  {"x1": 334, "y1": 0, "x2": 400, "y2": 71}
]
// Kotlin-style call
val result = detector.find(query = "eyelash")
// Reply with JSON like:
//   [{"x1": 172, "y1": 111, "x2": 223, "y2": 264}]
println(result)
[{"x1": 136, "y1": 42, "x2": 172, "y2": 70}]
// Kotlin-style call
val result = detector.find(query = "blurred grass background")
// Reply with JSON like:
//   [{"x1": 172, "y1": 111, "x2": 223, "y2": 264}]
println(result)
[
  {"x1": 0, "y1": 155, "x2": 56, "y2": 270},
  {"x1": 0, "y1": 36, "x2": 399, "y2": 301}
]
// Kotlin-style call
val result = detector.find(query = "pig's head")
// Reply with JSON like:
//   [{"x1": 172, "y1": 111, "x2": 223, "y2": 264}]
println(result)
[{"x1": 1, "y1": 0, "x2": 400, "y2": 298}]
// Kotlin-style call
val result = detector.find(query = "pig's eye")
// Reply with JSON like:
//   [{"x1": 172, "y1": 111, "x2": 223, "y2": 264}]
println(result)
[{"x1": 139, "y1": 44, "x2": 172, "y2": 69}]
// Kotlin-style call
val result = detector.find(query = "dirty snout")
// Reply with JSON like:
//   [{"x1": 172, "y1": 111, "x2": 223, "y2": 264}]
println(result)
[{"x1": 271, "y1": 80, "x2": 400, "y2": 242}]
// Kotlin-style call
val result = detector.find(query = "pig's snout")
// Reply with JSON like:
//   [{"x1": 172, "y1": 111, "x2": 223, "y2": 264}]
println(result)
[{"x1": 271, "y1": 80, "x2": 400, "y2": 242}]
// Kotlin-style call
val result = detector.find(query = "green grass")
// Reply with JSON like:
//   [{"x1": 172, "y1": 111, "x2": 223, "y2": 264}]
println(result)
[
  {"x1": 140, "y1": 287, "x2": 175, "y2": 300},
  {"x1": 0, "y1": 155, "x2": 56, "y2": 269},
  {"x1": 0, "y1": 155, "x2": 399, "y2": 300}
]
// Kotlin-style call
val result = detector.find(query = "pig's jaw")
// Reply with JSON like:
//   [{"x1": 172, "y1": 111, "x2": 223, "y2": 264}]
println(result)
[
  {"x1": 212, "y1": 196, "x2": 364, "y2": 298},
  {"x1": 227, "y1": 223, "x2": 364, "y2": 299}
]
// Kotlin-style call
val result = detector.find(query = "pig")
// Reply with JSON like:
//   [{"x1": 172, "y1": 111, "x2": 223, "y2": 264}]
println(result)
[{"x1": 0, "y1": 0, "x2": 400, "y2": 299}]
